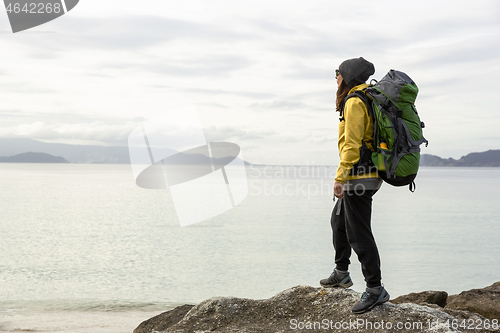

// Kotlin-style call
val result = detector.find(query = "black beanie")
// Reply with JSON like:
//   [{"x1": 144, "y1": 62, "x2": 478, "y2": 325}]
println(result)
[{"x1": 338, "y1": 57, "x2": 375, "y2": 88}]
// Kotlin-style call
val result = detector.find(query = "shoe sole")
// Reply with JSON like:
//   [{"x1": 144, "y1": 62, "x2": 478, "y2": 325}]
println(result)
[
  {"x1": 320, "y1": 281, "x2": 353, "y2": 288},
  {"x1": 352, "y1": 292, "x2": 390, "y2": 314}
]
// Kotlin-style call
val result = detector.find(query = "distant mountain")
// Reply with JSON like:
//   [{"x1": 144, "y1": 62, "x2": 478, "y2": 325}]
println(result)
[
  {"x1": 0, "y1": 152, "x2": 69, "y2": 163},
  {"x1": 0, "y1": 138, "x2": 129, "y2": 164},
  {"x1": 0, "y1": 138, "x2": 249, "y2": 165},
  {"x1": 3, "y1": 138, "x2": 496, "y2": 167},
  {"x1": 421, "y1": 150, "x2": 500, "y2": 167}
]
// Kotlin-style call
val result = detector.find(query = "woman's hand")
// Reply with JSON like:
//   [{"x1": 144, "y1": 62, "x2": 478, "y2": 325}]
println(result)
[{"x1": 334, "y1": 182, "x2": 345, "y2": 199}]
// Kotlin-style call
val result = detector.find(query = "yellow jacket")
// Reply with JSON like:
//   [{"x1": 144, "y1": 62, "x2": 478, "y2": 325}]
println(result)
[{"x1": 335, "y1": 83, "x2": 379, "y2": 183}]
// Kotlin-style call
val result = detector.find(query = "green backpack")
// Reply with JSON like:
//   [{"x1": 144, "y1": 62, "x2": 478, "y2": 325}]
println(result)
[{"x1": 343, "y1": 70, "x2": 428, "y2": 191}]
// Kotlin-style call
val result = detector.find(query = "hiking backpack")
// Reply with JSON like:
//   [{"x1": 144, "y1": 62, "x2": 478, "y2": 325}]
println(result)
[{"x1": 342, "y1": 69, "x2": 428, "y2": 191}]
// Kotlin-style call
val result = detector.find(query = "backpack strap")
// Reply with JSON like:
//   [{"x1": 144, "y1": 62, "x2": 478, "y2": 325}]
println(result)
[
  {"x1": 348, "y1": 90, "x2": 376, "y2": 128},
  {"x1": 380, "y1": 149, "x2": 392, "y2": 176},
  {"x1": 339, "y1": 90, "x2": 370, "y2": 122},
  {"x1": 338, "y1": 97, "x2": 349, "y2": 121},
  {"x1": 339, "y1": 90, "x2": 377, "y2": 176},
  {"x1": 400, "y1": 121, "x2": 428, "y2": 148},
  {"x1": 387, "y1": 116, "x2": 428, "y2": 178}
]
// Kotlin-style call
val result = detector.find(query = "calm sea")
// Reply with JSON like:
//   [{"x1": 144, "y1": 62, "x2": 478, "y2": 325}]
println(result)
[{"x1": 1, "y1": 163, "x2": 499, "y2": 332}]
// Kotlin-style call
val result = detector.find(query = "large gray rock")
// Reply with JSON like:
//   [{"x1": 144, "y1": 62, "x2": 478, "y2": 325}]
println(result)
[
  {"x1": 445, "y1": 282, "x2": 500, "y2": 320},
  {"x1": 390, "y1": 289, "x2": 494, "y2": 324},
  {"x1": 134, "y1": 285, "x2": 500, "y2": 333},
  {"x1": 134, "y1": 304, "x2": 194, "y2": 333},
  {"x1": 392, "y1": 291, "x2": 448, "y2": 308}
]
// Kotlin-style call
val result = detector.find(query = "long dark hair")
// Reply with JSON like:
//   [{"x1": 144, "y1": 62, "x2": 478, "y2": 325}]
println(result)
[{"x1": 336, "y1": 80, "x2": 350, "y2": 112}]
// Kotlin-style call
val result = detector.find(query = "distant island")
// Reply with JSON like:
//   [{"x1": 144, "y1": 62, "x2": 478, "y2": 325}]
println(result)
[
  {"x1": 0, "y1": 152, "x2": 69, "y2": 163},
  {"x1": 420, "y1": 149, "x2": 500, "y2": 167},
  {"x1": 0, "y1": 138, "x2": 499, "y2": 166},
  {"x1": 0, "y1": 138, "x2": 129, "y2": 164},
  {"x1": 0, "y1": 138, "x2": 247, "y2": 165}
]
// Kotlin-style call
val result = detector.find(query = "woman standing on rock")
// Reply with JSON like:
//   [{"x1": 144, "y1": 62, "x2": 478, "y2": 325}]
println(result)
[{"x1": 319, "y1": 57, "x2": 390, "y2": 314}]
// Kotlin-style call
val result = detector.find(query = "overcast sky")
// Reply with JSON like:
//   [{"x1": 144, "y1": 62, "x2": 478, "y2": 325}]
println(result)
[{"x1": 0, "y1": 0, "x2": 499, "y2": 165}]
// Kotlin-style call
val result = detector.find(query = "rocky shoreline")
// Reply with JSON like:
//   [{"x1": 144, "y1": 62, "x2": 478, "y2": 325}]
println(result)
[{"x1": 134, "y1": 282, "x2": 500, "y2": 333}]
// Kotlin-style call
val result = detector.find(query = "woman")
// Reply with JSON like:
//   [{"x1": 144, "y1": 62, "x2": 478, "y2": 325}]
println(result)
[{"x1": 319, "y1": 57, "x2": 390, "y2": 314}]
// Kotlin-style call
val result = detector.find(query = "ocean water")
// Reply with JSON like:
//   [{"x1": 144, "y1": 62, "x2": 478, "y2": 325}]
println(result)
[{"x1": 1, "y1": 163, "x2": 499, "y2": 332}]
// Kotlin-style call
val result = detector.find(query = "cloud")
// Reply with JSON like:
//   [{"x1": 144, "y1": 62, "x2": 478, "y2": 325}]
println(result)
[
  {"x1": 248, "y1": 19, "x2": 297, "y2": 36},
  {"x1": 0, "y1": 120, "x2": 138, "y2": 145},
  {"x1": 203, "y1": 125, "x2": 276, "y2": 142},
  {"x1": 248, "y1": 100, "x2": 305, "y2": 110},
  {"x1": 285, "y1": 62, "x2": 336, "y2": 81},
  {"x1": 0, "y1": 108, "x2": 141, "y2": 124},
  {"x1": 149, "y1": 85, "x2": 276, "y2": 99},
  {"x1": 15, "y1": 121, "x2": 46, "y2": 135},
  {"x1": 0, "y1": 109, "x2": 26, "y2": 117},
  {"x1": 0, "y1": 81, "x2": 55, "y2": 94},
  {"x1": 290, "y1": 90, "x2": 334, "y2": 104},
  {"x1": 424, "y1": 36, "x2": 499, "y2": 66},
  {"x1": 129, "y1": 53, "x2": 255, "y2": 78},
  {"x1": 18, "y1": 15, "x2": 255, "y2": 54}
]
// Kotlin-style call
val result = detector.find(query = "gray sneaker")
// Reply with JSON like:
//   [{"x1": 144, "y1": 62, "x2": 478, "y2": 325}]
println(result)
[
  {"x1": 352, "y1": 287, "x2": 390, "y2": 314},
  {"x1": 319, "y1": 270, "x2": 353, "y2": 288}
]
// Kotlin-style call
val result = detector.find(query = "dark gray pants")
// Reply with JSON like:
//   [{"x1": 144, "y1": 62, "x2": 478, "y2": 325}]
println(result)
[{"x1": 331, "y1": 189, "x2": 381, "y2": 288}]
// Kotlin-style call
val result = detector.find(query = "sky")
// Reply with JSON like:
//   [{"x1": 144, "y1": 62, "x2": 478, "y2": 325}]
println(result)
[{"x1": 0, "y1": 0, "x2": 499, "y2": 165}]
